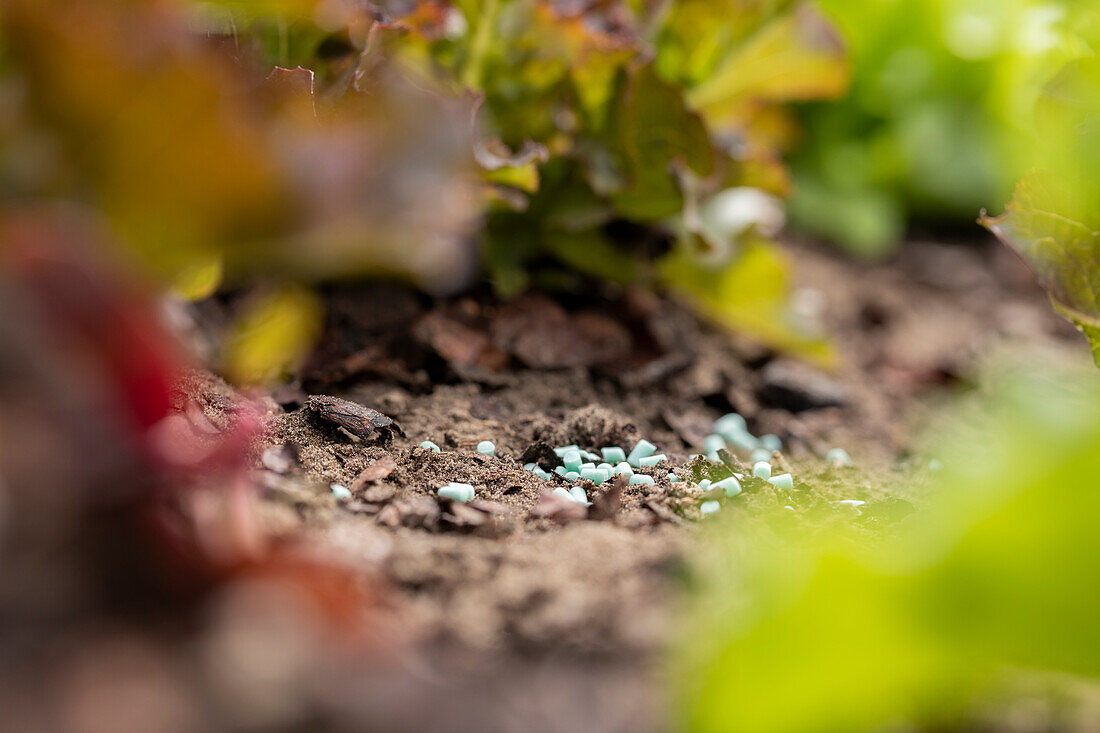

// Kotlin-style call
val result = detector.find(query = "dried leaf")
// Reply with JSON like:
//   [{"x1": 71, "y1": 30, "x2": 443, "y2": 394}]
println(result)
[{"x1": 306, "y1": 395, "x2": 404, "y2": 442}]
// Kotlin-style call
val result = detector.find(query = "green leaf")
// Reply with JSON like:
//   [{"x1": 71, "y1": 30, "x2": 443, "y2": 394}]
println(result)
[
  {"x1": 610, "y1": 62, "x2": 715, "y2": 221},
  {"x1": 658, "y1": 239, "x2": 835, "y2": 368},
  {"x1": 676, "y1": 365, "x2": 1100, "y2": 733},
  {"x1": 981, "y1": 173, "x2": 1100, "y2": 365},
  {"x1": 687, "y1": 3, "x2": 848, "y2": 114}
]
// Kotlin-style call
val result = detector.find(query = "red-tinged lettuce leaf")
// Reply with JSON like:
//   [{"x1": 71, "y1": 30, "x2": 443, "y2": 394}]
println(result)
[{"x1": 981, "y1": 173, "x2": 1100, "y2": 365}]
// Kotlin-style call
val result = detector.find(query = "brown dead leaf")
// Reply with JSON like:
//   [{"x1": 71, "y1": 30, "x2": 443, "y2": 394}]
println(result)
[
  {"x1": 414, "y1": 310, "x2": 510, "y2": 371},
  {"x1": 491, "y1": 295, "x2": 632, "y2": 368},
  {"x1": 589, "y1": 475, "x2": 624, "y2": 520},
  {"x1": 306, "y1": 395, "x2": 404, "y2": 442}
]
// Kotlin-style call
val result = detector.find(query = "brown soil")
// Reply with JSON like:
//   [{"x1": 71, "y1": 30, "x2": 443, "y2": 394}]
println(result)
[{"x1": 2, "y1": 238, "x2": 1089, "y2": 732}]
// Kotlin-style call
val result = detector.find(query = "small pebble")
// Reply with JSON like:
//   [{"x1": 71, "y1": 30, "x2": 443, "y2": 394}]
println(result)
[
  {"x1": 420, "y1": 441, "x2": 441, "y2": 453},
  {"x1": 330, "y1": 483, "x2": 352, "y2": 500},
  {"x1": 768, "y1": 473, "x2": 794, "y2": 490},
  {"x1": 569, "y1": 486, "x2": 591, "y2": 505},
  {"x1": 629, "y1": 474, "x2": 655, "y2": 486},
  {"x1": 477, "y1": 440, "x2": 496, "y2": 457},
  {"x1": 601, "y1": 447, "x2": 627, "y2": 464},
  {"x1": 760, "y1": 434, "x2": 782, "y2": 452},
  {"x1": 438, "y1": 482, "x2": 475, "y2": 502},
  {"x1": 700, "y1": 500, "x2": 721, "y2": 515},
  {"x1": 826, "y1": 448, "x2": 853, "y2": 467},
  {"x1": 752, "y1": 461, "x2": 772, "y2": 480},
  {"x1": 714, "y1": 476, "x2": 741, "y2": 497},
  {"x1": 638, "y1": 454, "x2": 667, "y2": 467}
]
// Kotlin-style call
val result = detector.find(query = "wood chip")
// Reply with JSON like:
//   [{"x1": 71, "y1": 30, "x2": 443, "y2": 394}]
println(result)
[
  {"x1": 350, "y1": 453, "x2": 397, "y2": 489},
  {"x1": 306, "y1": 394, "x2": 404, "y2": 443}
]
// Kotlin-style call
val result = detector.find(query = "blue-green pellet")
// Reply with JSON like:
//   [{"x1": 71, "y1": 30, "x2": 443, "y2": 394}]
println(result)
[
  {"x1": 330, "y1": 483, "x2": 351, "y2": 500},
  {"x1": 580, "y1": 467, "x2": 609, "y2": 485},
  {"x1": 669, "y1": 474, "x2": 681, "y2": 483},
  {"x1": 700, "y1": 500, "x2": 721, "y2": 515},
  {"x1": 727, "y1": 431, "x2": 760, "y2": 452},
  {"x1": 750, "y1": 448, "x2": 771, "y2": 463},
  {"x1": 698, "y1": 479, "x2": 712, "y2": 491},
  {"x1": 714, "y1": 413, "x2": 747, "y2": 437},
  {"x1": 565, "y1": 471, "x2": 580, "y2": 482},
  {"x1": 579, "y1": 462, "x2": 596, "y2": 471},
  {"x1": 523, "y1": 462, "x2": 536, "y2": 471},
  {"x1": 562, "y1": 450, "x2": 582, "y2": 471},
  {"x1": 760, "y1": 434, "x2": 782, "y2": 452},
  {"x1": 601, "y1": 447, "x2": 626, "y2": 464},
  {"x1": 583, "y1": 451, "x2": 602, "y2": 462},
  {"x1": 826, "y1": 448, "x2": 853, "y2": 466},
  {"x1": 554, "y1": 466, "x2": 568, "y2": 477},
  {"x1": 638, "y1": 453, "x2": 667, "y2": 467},
  {"x1": 702, "y1": 434, "x2": 726, "y2": 454},
  {"x1": 552, "y1": 486, "x2": 575, "y2": 502},
  {"x1": 768, "y1": 473, "x2": 794, "y2": 490},
  {"x1": 597, "y1": 463, "x2": 613, "y2": 472},
  {"x1": 569, "y1": 486, "x2": 590, "y2": 505},
  {"x1": 629, "y1": 474, "x2": 655, "y2": 486},
  {"x1": 533, "y1": 467, "x2": 550, "y2": 480},
  {"x1": 714, "y1": 476, "x2": 741, "y2": 497},
  {"x1": 705, "y1": 451, "x2": 721, "y2": 462},
  {"x1": 626, "y1": 439, "x2": 657, "y2": 467},
  {"x1": 420, "y1": 441, "x2": 441, "y2": 453},
  {"x1": 554, "y1": 445, "x2": 580, "y2": 457},
  {"x1": 438, "y1": 483, "x2": 475, "y2": 502},
  {"x1": 477, "y1": 440, "x2": 495, "y2": 457},
  {"x1": 752, "y1": 461, "x2": 772, "y2": 480},
  {"x1": 613, "y1": 462, "x2": 633, "y2": 477}
]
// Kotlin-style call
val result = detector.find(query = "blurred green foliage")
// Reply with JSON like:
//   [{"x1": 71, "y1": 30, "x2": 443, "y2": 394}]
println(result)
[
  {"x1": 0, "y1": 0, "x2": 853, "y2": 370},
  {"x1": 674, "y1": 362, "x2": 1100, "y2": 732},
  {"x1": 790, "y1": 0, "x2": 1098, "y2": 256},
  {"x1": 982, "y1": 10, "x2": 1100, "y2": 364}
]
